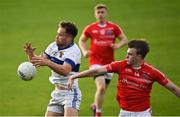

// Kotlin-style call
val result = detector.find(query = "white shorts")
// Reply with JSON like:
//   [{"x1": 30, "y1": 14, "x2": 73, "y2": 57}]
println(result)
[
  {"x1": 90, "y1": 64, "x2": 113, "y2": 80},
  {"x1": 46, "y1": 88, "x2": 82, "y2": 114},
  {"x1": 119, "y1": 108, "x2": 152, "y2": 117}
]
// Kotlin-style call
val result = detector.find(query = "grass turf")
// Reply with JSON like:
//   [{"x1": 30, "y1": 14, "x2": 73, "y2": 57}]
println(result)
[{"x1": 0, "y1": 0, "x2": 180, "y2": 116}]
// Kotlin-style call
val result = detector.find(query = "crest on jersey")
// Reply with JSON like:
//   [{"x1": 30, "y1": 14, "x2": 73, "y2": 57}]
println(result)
[
  {"x1": 100, "y1": 29, "x2": 105, "y2": 35},
  {"x1": 52, "y1": 51, "x2": 59, "y2": 56},
  {"x1": 142, "y1": 73, "x2": 150, "y2": 79},
  {"x1": 134, "y1": 71, "x2": 140, "y2": 77},
  {"x1": 106, "y1": 29, "x2": 113, "y2": 35},
  {"x1": 59, "y1": 51, "x2": 64, "y2": 58}
]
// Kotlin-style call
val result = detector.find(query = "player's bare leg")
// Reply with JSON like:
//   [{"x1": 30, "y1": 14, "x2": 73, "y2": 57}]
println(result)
[
  {"x1": 45, "y1": 111, "x2": 63, "y2": 117},
  {"x1": 64, "y1": 107, "x2": 78, "y2": 116},
  {"x1": 93, "y1": 76, "x2": 107, "y2": 116}
]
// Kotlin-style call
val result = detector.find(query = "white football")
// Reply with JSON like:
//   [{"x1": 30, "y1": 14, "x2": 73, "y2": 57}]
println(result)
[{"x1": 17, "y1": 62, "x2": 37, "y2": 81}]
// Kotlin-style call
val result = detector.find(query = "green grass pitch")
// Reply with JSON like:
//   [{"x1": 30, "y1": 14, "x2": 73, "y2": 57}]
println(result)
[{"x1": 0, "y1": 0, "x2": 180, "y2": 116}]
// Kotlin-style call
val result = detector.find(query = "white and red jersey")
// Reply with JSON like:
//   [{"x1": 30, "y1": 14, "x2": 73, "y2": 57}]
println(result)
[
  {"x1": 83, "y1": 21, "x2": 123, "y2": 65},
  {"x1": 105, "y1": 60, "x2": 169, "y2": 112}
]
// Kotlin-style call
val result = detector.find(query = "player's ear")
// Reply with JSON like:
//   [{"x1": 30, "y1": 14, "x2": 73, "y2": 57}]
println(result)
[{"x1": 137, "y1": 54, "x2": 143, "y2": 59}]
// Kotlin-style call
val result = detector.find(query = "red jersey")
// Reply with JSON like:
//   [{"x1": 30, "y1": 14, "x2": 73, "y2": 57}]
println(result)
[
  {"x1": 105, "y1": 60, "x2": 169, "y2": 112},
  {"x1": 83, "y1": 21, "x2": 122, "y2": 65}
]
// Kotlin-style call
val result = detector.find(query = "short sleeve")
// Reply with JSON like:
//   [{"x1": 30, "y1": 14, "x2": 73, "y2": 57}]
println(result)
[
  {"x1": 153, "y1": 69, "x2": 169, "y2": 86},
  {"x1": 114, "y1": 24, "x2": 122, "y2": 37},
  {"x1": 83, "y1": 25, "x2": 91, "y2": 37},
  {"x1": 64, "y1": 51, "x2": 81, "y2": 70},
  {"x1": 105, "y1": 61, "x2": 121, "y2": 73}
]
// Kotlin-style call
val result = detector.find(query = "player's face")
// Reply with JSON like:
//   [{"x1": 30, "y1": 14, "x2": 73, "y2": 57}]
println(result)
[
  {"x1": 126, "y1": 48, "x2": 139, "y2": 65},
  {"x1": 55, "y1": 27, "x2": 68, "y2": 47},
  {"x1": 95, "y1": 8, "x2": 107, "y2": 21}
]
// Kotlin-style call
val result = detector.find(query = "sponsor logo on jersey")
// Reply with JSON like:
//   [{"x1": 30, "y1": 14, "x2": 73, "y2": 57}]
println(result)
[
  {"x1": 92, "y1": 30, "x2": 98, "y2": 33},
  {"x1": 125, "y1": 68, "x2": 133, "y2": 73}
]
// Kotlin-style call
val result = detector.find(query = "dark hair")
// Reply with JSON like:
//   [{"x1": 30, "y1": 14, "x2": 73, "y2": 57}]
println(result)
[
  {"x1": 128, "y1": 39, "x2": 150, "y2": 58},
  {"x1": 94, "y1": 4, "x2": 108, "y2": 10},
  {"x1": 59, "y1": 21, "x2": 78, "y2": 39}
]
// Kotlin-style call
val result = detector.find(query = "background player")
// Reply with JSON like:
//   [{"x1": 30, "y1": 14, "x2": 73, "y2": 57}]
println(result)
[
  {"x1": 79, "y1": 4, "x2": 128, "y2": 116},
  {"x1": 68, "y1": 39, "x2": 180, "y2": 116},
  {"x1": 24, "y1": 21, "x2": 82, "y2": 116}
]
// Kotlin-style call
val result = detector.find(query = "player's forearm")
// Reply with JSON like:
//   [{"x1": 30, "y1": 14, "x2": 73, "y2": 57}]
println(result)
[
  {"x1": 72, "y1": 69, "x2": 99, "y2": 79},
  {"x1": 171, "y1": 86, "x2": 180, "y2": 98},
  {"x1": 72, "y1": 68, "x2": 107, "y2": 80},
  {"x1": 165, "y1": 81, "x2": 180, "y2": 98},
  {"x1": 46, "y1": 60, "x2": 69, "y2": 76},
  {"x1": 79, "y1": 38, "x2": 88, "y2": 55}
]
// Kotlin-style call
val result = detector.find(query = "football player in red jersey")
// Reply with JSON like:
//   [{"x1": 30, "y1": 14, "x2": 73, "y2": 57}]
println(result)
[
  {"x1": 68, "y1": 39, "x2": 180, "y2": 116},
  {"x1": 79, "y1": 4, "x2": 128, "y2": 116}
]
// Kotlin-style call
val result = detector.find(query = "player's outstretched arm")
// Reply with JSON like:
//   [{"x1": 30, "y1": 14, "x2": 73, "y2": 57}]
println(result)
[
  {"x1": 164, "y1": 80, "x2": 180, "y2": 98},
  {"x1": 31, "y1": 56, "x2": 72, "y2": 76},
  {"x1": 68, "y1": 66, "x2": 107, "y2": 90}
]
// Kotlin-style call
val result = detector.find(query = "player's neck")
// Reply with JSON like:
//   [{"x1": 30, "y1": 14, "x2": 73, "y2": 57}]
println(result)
[
  {"x1": 98, "y1": 19, "x2": 107, "y2": 25},
  {"x1": 58, "y1": 41, "x2": 74, "y2": 50},
  {"x1": 132, "y1": 60, "x2": 144, "y2": 69}
]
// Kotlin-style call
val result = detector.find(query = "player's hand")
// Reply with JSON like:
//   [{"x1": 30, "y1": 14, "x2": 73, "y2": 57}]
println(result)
[
  {"x1": 31, "y1": 56, "x2": 49, "y2": 67},
  {"x1": 24, "y1": 42, "x2": 36, "y2": 56},
  {"x1": 83, "y1": 50, "x2": 91, "y2": 58},
  {"x1": 110, "y1": 43, "x2": 120, "y2": 50},
  {"x1": 67, "y1": 76, "x2": 75, "y2": 91}
]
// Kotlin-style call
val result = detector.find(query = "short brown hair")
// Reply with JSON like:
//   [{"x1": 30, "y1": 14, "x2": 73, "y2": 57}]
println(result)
[
  {"x1": 94, "y1": 4, "x2": 108, "y2": 10},
  {"x1": 128, "y1": 39, "x2": 150, "y2": 59},
  {"x1": 59, "y1": 21, "x2": 78, "y2": 39}
]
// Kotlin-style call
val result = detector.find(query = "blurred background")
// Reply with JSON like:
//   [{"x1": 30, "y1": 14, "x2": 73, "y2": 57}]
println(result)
[{"x1": 0, "y1": 0, "x2": 180, "y2": 116}]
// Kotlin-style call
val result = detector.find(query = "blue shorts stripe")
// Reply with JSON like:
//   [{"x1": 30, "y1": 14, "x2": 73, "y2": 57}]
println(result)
[{"x1": 72, "y1": 89, "x2": 78, "y2": 109}]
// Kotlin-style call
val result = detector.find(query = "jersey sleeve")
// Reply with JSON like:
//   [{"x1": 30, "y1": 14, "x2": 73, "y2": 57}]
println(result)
[
  {"x1": 105, "y1": 61, "x2": 121, "y2": 73},
  {"x1": 64, "y1": 51, "x2": 81, "y2": 70},
  {"x1": 114, "y1": 24, "x2": 122, "y2": 37},
  {"x1": 153, "y1": 68, "x2": 169, "y2": 86},
  {"x1": 83, "y1": 25, "x2": 91, "y2": 38}
]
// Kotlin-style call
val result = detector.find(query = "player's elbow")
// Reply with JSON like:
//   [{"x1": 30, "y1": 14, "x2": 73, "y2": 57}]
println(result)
[
  {"x1": 61, "y1": 70, "x2": 70, "y2": 76},
  {"x1": 123, "y1": 37, "x2": 128, "y2": 44},
  {"x1": 55, "y1": 69, "x2": 70, "y2": 77}
]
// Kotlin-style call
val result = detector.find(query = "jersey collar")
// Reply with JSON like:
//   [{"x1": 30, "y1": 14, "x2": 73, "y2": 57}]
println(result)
[
  {"x1": 58, "y1": 42, "x2": 74, "y2": 50},
  {"x1": 97, "y1": 21, "x2": 108, "y2": 28}
]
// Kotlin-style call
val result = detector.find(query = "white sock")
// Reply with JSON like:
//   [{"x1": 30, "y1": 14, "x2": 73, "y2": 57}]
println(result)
[{"x1": 96, "y1": 109, "x2": 102, "y2": 113}]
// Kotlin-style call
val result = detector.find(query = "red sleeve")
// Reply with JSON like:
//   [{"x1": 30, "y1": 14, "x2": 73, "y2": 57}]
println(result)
[
  {"x1": 153, "y1": 68, "x2": 169, "y2": 86},
  {"x1": 83, "y1": 25, "x2": 91, "y2": 37},
  {"x1": 105, "y1": 61, "x2": 121, "y2": 73},
  {"x1": 114, "y1": 24, "x2": 122, "y2": 37}
]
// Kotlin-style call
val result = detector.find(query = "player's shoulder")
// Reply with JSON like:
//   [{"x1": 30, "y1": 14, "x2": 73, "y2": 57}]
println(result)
[
  {"x1": 143, "y1": 62, "x2": 166, "y2": 78},
  {"x1": 46, "y1": 42, "x2": 57, "y2": 49},
  {"x1": 70, "y1": 43, "x2": 81, "y2": 54},
  {"x1": 72, "y1": 43, "x2": 81, "y2": 51},
  {"x1": 112, "y1": 60, "x2": 127, "y2": 66},
  {"x1": 107, "y1": 21, "x2": 120, "y2": 27},
  {"x1": 85, "y1": 22, "x2": 98, "y2": 28},
  {"x1": 143, "y1": 62, "x2": 161, "y2": 73}
]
